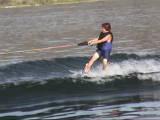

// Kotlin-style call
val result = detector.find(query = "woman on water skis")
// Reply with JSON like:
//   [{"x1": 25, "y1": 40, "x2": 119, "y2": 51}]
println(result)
[{"x1": 84, "y1": 23, "x2": 113, "y2": 73}]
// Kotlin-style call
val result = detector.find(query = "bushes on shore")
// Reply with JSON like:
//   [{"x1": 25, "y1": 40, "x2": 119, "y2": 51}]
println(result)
[{"x1": 0, "y1": 0, "x2": 87, "y2": 6}]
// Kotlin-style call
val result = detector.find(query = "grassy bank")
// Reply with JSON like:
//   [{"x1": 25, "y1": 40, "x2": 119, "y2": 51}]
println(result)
[{"x1": 0, "y1": 0, "x2": 96, "y2": 7}]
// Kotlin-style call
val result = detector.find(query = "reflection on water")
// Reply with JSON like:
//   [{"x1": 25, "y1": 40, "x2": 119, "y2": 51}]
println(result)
[{"x1": 1, "y1": 88, "x2": 160, "y2": 120}]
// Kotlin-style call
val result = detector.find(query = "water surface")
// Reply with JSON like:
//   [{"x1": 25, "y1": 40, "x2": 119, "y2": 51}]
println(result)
[{"x1": 0, "y1": 0, "x2": 160, "y2": 119}]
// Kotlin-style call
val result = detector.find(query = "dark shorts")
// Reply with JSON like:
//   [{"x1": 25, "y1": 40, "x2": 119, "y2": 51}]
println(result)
[{"x1": 96, "y1": 49, "x2": 112, "y2": 61}]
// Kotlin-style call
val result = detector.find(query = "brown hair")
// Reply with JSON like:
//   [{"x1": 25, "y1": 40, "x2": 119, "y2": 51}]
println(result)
[{"x1": 101, "y1": 23, "x2": 111, "y2": 32}]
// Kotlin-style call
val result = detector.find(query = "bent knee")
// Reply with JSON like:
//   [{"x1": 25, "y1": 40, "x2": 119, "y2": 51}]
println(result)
[
  {"x1": 103, "y1": 59, "x2": 108, "y2": 64},
  {"x1": 94, "y1": 52, "x2": 100, "y2": 58}
]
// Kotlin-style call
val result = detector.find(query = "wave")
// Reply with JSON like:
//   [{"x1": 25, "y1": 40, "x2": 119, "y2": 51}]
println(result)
[
  {"x1": 0, "y1": 53, "x2": 159, "y2": 99},
  {"x1": 0, "y1": 53, "x2": 159, "y2": 88}
]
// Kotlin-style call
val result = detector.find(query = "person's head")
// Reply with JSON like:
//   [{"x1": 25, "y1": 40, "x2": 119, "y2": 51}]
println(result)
[{"x1": 101, "y1": 23, "x2": 111, "y2": 32}]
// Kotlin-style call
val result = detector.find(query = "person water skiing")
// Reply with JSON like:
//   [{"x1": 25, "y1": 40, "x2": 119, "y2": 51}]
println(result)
[{"x1": 84, "y1": 23, "x2": 113, "y2": 73}]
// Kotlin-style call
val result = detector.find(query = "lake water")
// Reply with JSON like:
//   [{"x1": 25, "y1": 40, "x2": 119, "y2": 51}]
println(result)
[{"x1": 0, "y1": 0, "x2": 160, "y2": 119}]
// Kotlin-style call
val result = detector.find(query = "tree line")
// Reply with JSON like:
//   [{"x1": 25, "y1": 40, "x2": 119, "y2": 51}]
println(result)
[{"x1": 0, "y1": 0, "x2": 84, "y2": 6}]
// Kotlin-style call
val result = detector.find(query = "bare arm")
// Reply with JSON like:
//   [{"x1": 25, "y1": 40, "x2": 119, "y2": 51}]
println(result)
[
  {"x1": 88, "y1": 38, "x2": 98, "y2": 42},
  {"x1": 88, "y1": 38, "x2": 98, "y2": 45},
  {"x1": 78, "y1": 38, "x2": 98, "y2": 46},
  {"x1": 89, "y1": 35, "x2": 112, "y2": 45}
]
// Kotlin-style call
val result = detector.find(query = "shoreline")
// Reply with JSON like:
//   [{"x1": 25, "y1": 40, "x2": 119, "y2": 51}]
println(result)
[{"x1": 0, "y1": 0, "x2": 99, "y2": 9}]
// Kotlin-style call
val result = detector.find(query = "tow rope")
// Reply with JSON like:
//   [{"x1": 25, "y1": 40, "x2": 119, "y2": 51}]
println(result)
[{"x1": 0, "y1": 41, "x2": 88, "y2": 55}]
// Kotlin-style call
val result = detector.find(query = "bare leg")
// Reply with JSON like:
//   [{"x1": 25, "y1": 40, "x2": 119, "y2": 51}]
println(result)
[
  {"x1": 84, "y1": 52, "x2": 99, "y2": 73},
  {"x1": 102, "y1": 58, "x2": 109, "y2": 71}
]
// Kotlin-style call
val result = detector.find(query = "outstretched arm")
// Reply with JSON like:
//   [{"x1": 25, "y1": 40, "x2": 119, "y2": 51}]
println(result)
[
  {"x1": 78, "y1": 38, "x2": 98, "y2": 46},
  {"x1": 88, "y1": 38, "x2": 98, "y2": 43},
  {"x1": 89, "y1": 35, "x2": 112, "y2": 45}
]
